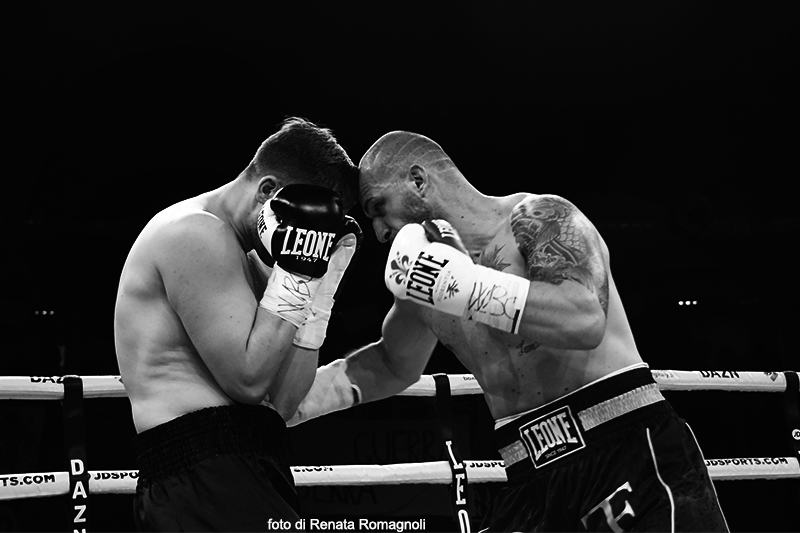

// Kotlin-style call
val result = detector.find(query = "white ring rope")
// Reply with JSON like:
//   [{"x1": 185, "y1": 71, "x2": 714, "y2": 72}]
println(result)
[
  {"x1": 1, "y1": 457, "x2": 798, "y2": 501},
  {"x1": 0, "y1": 370, "x2": 797, "y2": 502},
  {"x1": 0, "y1": 370, "x2": 796, "y2": 400}
]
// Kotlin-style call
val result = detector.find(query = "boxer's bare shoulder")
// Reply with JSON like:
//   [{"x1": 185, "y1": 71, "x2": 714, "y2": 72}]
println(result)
[
  {"x1": 149, "y1": 200, "x2": 225, "y2": 241},
  {"x1": 510, "y1": 194, "x2": 609, "y2": 314},
  {"x1": 130, "y1": 201, "x2": 245, "y2": 279}
]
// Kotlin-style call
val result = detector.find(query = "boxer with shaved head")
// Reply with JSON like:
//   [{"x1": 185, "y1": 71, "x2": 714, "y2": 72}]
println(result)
[{"x1": 291, "y1": 131, "x2": 728, "y2": 531}]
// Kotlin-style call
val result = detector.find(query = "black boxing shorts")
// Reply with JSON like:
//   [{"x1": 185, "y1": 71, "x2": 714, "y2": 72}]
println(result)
[
  {"x1": 482, "y1": 364, "x2": 729, "y2": 532},
  {"x1": 132, "y1": 404, "x2": 300, "y2": 532}
]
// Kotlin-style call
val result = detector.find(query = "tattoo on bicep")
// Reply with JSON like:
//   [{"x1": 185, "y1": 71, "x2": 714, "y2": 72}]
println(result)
[{"x1": 511, "y1": 195, "x2": 609, "y2": 314}]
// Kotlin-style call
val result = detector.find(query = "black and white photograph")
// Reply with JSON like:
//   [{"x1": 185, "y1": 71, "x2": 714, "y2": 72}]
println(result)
[{"x1": 2, "y1": 3, "x2": 797, "y2": 532}]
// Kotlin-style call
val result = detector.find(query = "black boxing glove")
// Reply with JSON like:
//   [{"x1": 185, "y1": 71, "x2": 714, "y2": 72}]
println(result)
[
  {"x1": 258, "y1": 184, "x2": 345, "y2": 278},
  {"x1": 293, "y1": 215, "x2": 363, "y2": 349},
  {"x1": 257, "y1": 185, "x2": 344, "y2": 327}
]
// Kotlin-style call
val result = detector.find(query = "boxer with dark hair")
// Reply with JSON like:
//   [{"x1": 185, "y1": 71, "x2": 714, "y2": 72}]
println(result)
[
  {"x1": 114, "y1": 117, "x2": 360, "y2": 531},
  {"x1": 291, "y1": 131, "x2": 728, "y2": 532}
]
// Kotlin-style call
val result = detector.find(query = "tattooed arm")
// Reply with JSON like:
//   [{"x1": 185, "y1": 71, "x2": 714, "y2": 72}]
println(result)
[{"x1": 510, "y1": 194, "x2": 608, "y2": 349}]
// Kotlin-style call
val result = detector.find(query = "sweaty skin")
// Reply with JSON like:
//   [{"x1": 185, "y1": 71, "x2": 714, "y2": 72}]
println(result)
[
  {"x1": 114, "y1": 189, "x2": 316, "y2": 432},
  {"x1": 354, "y1": 190, "x2": 642, "y2": 421}
]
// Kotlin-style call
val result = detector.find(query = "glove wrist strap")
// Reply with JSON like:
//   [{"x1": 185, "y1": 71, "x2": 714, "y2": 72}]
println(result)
[
  {"x1": 293, "y1": 308, "x2": 332, "y2": 350},
  {"x1": 463, "y1": 266, "x2": 530, "y2": 334},
  {"x1": 259, "y1": 264, "x2": 322, "y2": 328}
]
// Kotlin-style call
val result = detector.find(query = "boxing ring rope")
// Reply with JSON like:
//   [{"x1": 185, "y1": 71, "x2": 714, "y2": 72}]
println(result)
[
  {"x1": 2, "y1": 455, "x2": 799, "y2": 501},
  {"x1": 0, "y1": 369, "x2": 795, "y2": 400},
  {"x1": 1, "y1": 370, "x2": 798, "y2": 530}
]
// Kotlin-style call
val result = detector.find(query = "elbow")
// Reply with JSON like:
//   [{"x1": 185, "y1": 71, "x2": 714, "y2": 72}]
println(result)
[
  {"x1": 234, "y1": 389, "x2": 269, "y2": 405},
  {"x1": 398, "y1": 370, "x2": 423, "y2": 391},
  {"x1": 230, "y1": 387, "x2": 269, "y2": 405},
  {"x1": 376, "y1": 340, "x2": 423, "y2": 390},
  {"x1": 557, "y1": 295, "x2": 606, "y2": 350},
  {"x1": 392, "y1": 360, "x2": 424, "y2": 390},
  {"x1": 568, "y1": 308, "x2": 606, "y2": 350},
  {"x1": 225, "y1": 375, "x2": 271, "y2": 405}
]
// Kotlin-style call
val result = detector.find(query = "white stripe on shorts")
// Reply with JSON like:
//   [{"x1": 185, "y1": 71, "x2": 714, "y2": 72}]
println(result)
[{"x1": 646, "y1": 427, "x2": 675, "y2": 533}]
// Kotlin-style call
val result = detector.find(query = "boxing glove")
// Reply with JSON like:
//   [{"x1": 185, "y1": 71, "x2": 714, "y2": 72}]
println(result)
[
  {"x1": 258, "y1": 185, "x2": 344, "y2": 327},
  {"x1": 385, "y1": 220, "x2": 530, "y2": 334},
  {"x1": 257, "y1": 184, "x2": 344, "y2": 278},
  {"x1": 293, "y1": 216, "x2": 363, "y2": 350}
]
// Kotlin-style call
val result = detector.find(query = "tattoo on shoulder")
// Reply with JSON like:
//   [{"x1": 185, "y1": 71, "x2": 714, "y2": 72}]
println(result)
[
  {"x1": 510, "y1": 195, "x2": 610, "y2": 314},
  {"x1": 479, "y1": 244, "x2": 511, "y2": 271}
]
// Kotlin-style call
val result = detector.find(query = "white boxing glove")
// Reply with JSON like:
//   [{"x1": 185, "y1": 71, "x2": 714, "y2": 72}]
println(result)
[{"x1": 385, "y1": 220, "x2": 530, "y2": 334}]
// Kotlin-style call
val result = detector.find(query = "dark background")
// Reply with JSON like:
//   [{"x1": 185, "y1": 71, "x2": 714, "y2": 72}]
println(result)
[{"x1": 2, "y1": 2, "x2": 798, "y2": 531}]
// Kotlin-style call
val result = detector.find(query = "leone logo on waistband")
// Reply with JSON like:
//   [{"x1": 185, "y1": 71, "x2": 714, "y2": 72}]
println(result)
[{"x1": 519, "y1": 405, "x2": 585, "y2": 469}]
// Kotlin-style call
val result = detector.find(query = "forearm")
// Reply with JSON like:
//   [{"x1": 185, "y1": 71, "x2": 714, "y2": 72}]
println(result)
[
  {"x1": 345, "y1": 340, "x2": 421, "y2": 403},
  {"x1": 226, "y1": 308, "x2": 298, "y2": 403},
  {"x1": 286, "y1": 301, "x2": 435, "y2": 427},
  {"x1": 267, "y1": 345, "x2": 319, "y2": 420},
  {"x1": 286, "y1": 339, "x2": 428, "y2": 427},
  {"x1": 386, "y1": 220, "x2": 607, "y2": 349},
  {"x1": 231, "y1": 258, "x2": 323, "y2": 401}
]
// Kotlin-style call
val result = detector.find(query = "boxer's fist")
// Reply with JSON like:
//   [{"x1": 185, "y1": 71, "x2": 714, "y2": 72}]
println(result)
[
  {"x1": 384, "y1": 221, "x2": 473, "y2": 313},
  {"x1": 385, "y1": 219, "x2": 530, "y2": 334},
  {"x1": 258, "y1": 184, "x2": 344, "y2": 279}
]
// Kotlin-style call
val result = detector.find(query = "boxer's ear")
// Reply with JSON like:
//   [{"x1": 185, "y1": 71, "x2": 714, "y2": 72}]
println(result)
[
  {"x1": 256, "y1": 175, "x2": 279, "y2": 204},
  {"x1": 409, "y1": 164, "x2": 427, "y2": 194}
]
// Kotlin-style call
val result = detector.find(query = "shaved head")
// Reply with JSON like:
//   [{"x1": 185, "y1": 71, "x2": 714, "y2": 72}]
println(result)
[
  {"x1": 358, "y1": 131, "x2": 468, "y2": 241},
  {"x1": 359, "y1": 131, "x2": 455, "y2": 186}
]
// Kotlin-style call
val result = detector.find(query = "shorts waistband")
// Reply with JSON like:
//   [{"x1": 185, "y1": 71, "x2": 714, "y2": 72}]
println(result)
[
  {"x1": 495, "y1": 366, "x2": 669, "y2": 480},
  {"x1": 133, "y1": 404, "x2": 287, "y2": 486}
]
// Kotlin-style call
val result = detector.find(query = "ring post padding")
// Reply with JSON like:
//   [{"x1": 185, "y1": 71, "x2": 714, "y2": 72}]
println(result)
[
  {"x1": 434, "y1": 374, "x2": 472, "y2": 533},
  {"x1": 63, "y1": 376, "x2": 90, "y2": 532}
]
